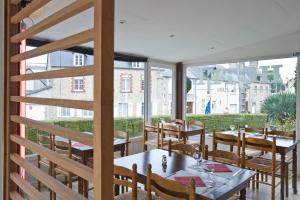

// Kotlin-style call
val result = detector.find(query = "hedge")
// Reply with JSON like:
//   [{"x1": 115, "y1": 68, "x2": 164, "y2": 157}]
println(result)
[{"x1": 26, "y1": 114, "x2": 267, "y2": 146}]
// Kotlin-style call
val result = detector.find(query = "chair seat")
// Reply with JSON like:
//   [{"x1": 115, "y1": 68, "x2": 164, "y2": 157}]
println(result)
[
  {"x1": 260, "y1": 152, "x2": 293, "y2": 163},
  {"x1": 245, "y1": 157, "x2": 281, "y2": 173},
  {"x1": 114, "y1": 189, "x2": 148, "y2": 200}
]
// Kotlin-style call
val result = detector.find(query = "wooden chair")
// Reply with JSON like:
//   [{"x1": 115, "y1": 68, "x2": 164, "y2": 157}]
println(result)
[
  {"x1": 241, "y1": 133, "x2": 281, "y2": 200},
  {"x1": 52, "y1": 138, "x2": 79, "y2": 199},
  {"x1": 114, "y1": 164, "x2": 147, "y2": 200},
  {"x1": 186, "y1": 120, "x2": 205, "y2": 152},
  {"x1": 168, "y1": 140, "x2": 199, "y2": 156},
  {"x1": 263, "y1": 129, "x2": 296, "y2": 197},
  {"x1": 208, "y1": 131, "x2": 241, "y2": 166},
  {"x1": 171, "y1": 119, "x2": 185, "y2": 126},
  {"x1": 160, "y1": 123, "x2": 182, "y2": 150},
  {"x1": 146, "y1": 164, "x2": 196, "y2": 200},
  {"x1": 143, "y1": 122, "x2": 160, "y2": 151},
  {"x1": 37, "y1": 133, "x2": 54, "y2": 198},
  {"x1": 115, "y1": 130, "x2": 129, "y2": 156},
  {"x1": 244, "y1": 127, "x2": 264, "y2": 134}
]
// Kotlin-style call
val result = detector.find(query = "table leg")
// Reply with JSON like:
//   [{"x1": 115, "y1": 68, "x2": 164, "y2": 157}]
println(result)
[
  {"x1": 280, "y1": 152, "x2": 285, "y2": 200},
  {"x1": 82, "y1": 153, "x2": 88, "y2": 197},
  {"x1": 120, "y1": 145, "x2": 125, "y2": 157},
  {"x1": 240, "y1": 188, "x2": 246, "y2": 200},
  {"x1": 293, "y1": 147, "x2": 297, "y2": 194}
]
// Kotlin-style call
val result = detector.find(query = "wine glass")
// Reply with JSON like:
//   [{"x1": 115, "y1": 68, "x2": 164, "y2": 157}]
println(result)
[
  {"x1": 206, "y1": 166, "x2": 215, "y2": 188},
  {"x1": 193, "y1": 152, "x2": 202, "y2": 169},
  {"x1": 230, "y1": 125, "x2": 235, "y2": 131}
]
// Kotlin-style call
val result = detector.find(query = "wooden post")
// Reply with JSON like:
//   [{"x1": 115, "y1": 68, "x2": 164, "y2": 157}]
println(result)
[
  {"x1": 176, "y1": 62, "x2": 183, "y2": 119},
  {"x1": 93, "y1": 0, "x2": 114, "y2": 199},
  {"x1": 4, "y1": 1, "x2": 20, "y2": 199}
]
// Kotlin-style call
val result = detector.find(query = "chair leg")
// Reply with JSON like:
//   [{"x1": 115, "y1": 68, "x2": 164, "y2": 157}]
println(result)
[
  {"x1": 256, "y1": 171, "x2": 259, "y2": 189},
  {"x1": 252, "y1": 176, "x2": 255, "y2": 190},
  {"x1": 271, "y1": 173, "x2": 275, "y2": 200},
  {"x1": 285, "y1": 164, "x2": 289, "y2": 197},
  {"x1": 68, "y1": 173, "x2": 72, "y2": 189}
]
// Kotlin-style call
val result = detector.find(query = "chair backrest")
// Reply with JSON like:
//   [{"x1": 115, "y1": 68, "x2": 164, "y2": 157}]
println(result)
[
  {"x1": 114, "y1": 164, "x2": 138, "y2": 200},
  {"x1": 54, "y1": 139, "x2": 72, "y2": 158},
  {"x1": 212, "y1": 131, "x2": 241, "y2": 166},
  {"x1": 188, "y1": 120, "x2": 204, "y2": 127},
  {"x1": 244, "y1": 127, "x2": 264, "y2": 134},
  {"x1": 266, "y1": 129, "x2": 295, "y2": 140},
  {"x1": 161, "y1": 123, "x2": 182, "y2": 145},
  {"x1": 146, "y1": 164, "x2": 195, "y2": 200},
  {"x1": 114, "y1": 130, "x2": 129, "y2": 141},
  {"x1": 171, "y1": 119, "x2": 185, "y2": 126},
  {"x1": 37, "y1": 134, "x2": 53, "y2": 149},
  {"x1": 144, "y1": 121, "x2": 159, "y2": 133},
  {"x1": 241, "y1": 133, "x2": 276, "y2": 169},
  {"x1": 205, "y1": 145, "x2": 240, "y2": 166},
  {"x1": 168, "y1": 140, "x2": 199, "y2": 156}
]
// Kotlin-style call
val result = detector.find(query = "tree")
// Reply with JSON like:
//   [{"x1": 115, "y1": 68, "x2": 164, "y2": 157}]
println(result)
[{"x1": 261, "y1": 93, "x2": 296, "y2": 127}]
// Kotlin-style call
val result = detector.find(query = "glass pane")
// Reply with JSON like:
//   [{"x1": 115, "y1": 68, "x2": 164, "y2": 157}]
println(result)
[
  {"x1": 114, "y1": 61, "x2": 145, "y2": 137},
  {"x1": 186, "y1": 58, "x2": 297, "y2": 133},
  {"x1": 150, "y1": 66, "x2": 173, "y2": 122}
]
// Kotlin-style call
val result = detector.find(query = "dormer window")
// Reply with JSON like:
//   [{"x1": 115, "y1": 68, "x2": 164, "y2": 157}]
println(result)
[{"x1": 73, "y1": 53, "x2": 84, "y2": 66}]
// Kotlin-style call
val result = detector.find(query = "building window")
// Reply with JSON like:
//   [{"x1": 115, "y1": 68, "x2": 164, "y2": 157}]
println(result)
[
  {"x1": 118, "y1": 103, "x2": 128, "y2": 117},
  {"x1": 72, "y1": 77, "x2": 85, "y2": 92},
  {"x1": 120, "y1": 74, "x2": 132, "y2": 93},
  {"x1": 132, "y1": 62, "x2": 142, "y2": 68},
  {"x1": 254, "y1": 86, "x2": 257, "y2": 94},
  {"x1": 61, "y1": 108, "x2": 71, "y2": 117},
  {"x1": 73, "y1": 53, "x2": 84, "y2": 66},
  {"x1": 141, "y1": 77, "x2": 144, "y2": 92},
  {"x1": 141, "y1": 102, "x2": 144, "y2": 115},
  {"x1": 83, "y1": 110, "x2": 93, "y2": 117}
]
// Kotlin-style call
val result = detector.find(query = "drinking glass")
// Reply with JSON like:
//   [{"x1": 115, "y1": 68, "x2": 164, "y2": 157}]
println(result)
[
  {"x1": 193, "y1": 152, "x2": 202, "y2": 169},
  {"x1": 230, "y1": 125, "x2": 235, "y2": 131},
  {"x1": 206, "y1": 166, "x2": 215, "y2": 188}
]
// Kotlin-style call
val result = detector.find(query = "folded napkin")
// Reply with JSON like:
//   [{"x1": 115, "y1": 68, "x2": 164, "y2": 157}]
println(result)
[
  {"x1": 73, "y1": 142, "x2": 86, "y2": 147},
  {"x1": 206, "y1": 164, "x2": 232, "y2": 172},
  {"x1": 175, "y1": 176, "x2": 206, "y2": 187}
]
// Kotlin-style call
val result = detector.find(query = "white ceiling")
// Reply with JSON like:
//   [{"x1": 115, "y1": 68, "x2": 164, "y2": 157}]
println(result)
[{"x1": 30, "y1": 0, "x2": 300, "y2": 64}]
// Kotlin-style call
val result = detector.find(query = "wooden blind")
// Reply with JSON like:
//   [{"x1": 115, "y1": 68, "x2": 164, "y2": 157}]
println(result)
[{"x1": 4, "y1": 0, "x2": 114, "y2": 199}]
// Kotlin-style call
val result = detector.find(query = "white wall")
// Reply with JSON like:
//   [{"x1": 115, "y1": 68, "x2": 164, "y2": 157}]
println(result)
[{"x1": 0, "y1": 0, "x2": 4, "y2": 198}]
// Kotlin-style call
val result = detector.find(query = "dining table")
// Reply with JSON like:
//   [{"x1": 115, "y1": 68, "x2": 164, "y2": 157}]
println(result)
[
  {"x1": 219, "y1": 130, "x2": 299, "y2": 200},
  {"x1": 114, "y1": 149, "x2": 256, "y2": 200},
  {"x1": 55, "y1": 134, "x2": 129, "y2": 197}
]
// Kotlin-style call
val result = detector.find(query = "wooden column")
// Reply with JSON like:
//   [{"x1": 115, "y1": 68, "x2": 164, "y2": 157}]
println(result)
[
  {"x1": 93, "y1": 0, "x2": 114, "y2": 199},
  {"x1": 4, "y1": 1, "x2": 20, "y2": 199},
  {"x1": 175, "y1": 62, "x2": 184, "y2": 119}
]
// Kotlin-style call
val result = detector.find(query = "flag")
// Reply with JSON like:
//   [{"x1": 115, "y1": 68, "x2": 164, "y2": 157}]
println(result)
[{"x1": 205, "y1": 99, "x2": 211, "y2": 114}]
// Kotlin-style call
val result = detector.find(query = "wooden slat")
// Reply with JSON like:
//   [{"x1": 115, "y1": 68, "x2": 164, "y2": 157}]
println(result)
[
  {"x1": 11, "y1": 65, "x2": 94, "y2": 82},
  {"x1": 11, "y1": 0, "x2": 52, "y2": 24},
  {"x1": 10, "y1": 172, "x2": 47, "y2": 200},
  {"x1": 10, "y1": 135, "x2": 94, "y2": 182},
  {"x1": 93, "y1": 0, "x2": 115, "y2": 198},
  {"x1": 10, "y1": 115, "x2": 93, "y2": 147},
  {"x1": 10, "y1": 153, "x2": 87, "y2": 200},
  {"x1": 10, "y1": 0, "x2": 21, "y2": 5},
  {"x1": 11, "y1": 29, "x2": 94, "y2": 63},
  {"x1": 10, "y1": 96, "x2": 93, "y2": 110},
  {"x1": 9, "y1": 191, "x2": 24, "y2": 200},
  {"x1": 11, "y1": 0, "x2": 94, "y2": 43}
]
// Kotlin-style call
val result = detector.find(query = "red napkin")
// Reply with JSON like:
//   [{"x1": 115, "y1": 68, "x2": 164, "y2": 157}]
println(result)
[
  {"x1": 73, "y1": 142, "x2": 85, "y2": 147},
  {"x1": 175, "y1": 176, "x2": 206, "y2": 187},
  {"x1": 206, "y1": 164, "x2": 232, "y2": 172}
]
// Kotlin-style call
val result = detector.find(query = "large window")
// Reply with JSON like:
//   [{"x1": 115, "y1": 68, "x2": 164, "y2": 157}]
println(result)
[
  {"x1": 185, "y1": 58, "x2": 297, "y2": 132},
  {"x1": 150, "y1": 65, "x2": 174, "y2": 117}
]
